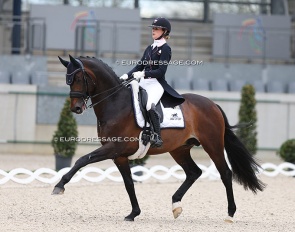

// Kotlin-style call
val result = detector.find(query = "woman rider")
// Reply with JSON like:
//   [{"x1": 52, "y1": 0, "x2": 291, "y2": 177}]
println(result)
[{"x1": 120, "y1": 17, "x2": 184, "y2": 147}]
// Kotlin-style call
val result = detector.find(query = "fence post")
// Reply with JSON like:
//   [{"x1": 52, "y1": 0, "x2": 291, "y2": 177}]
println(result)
[
  {"x1": 112, "y1": 22, "x2": 117, "y2": 63},
  {"x1": 95, "y1": 20, "x2": 100, "y2": 58},
  {"x1": 188, "y1": 28, "x2": 193, "y2": 61},
  {"x1": 74, "y1": 24, "x2": 79, "y2": 57},
  {"x1": 12, "y1": 0, "x2": 22, "y2": 54},
  {"x1": 225, "y1": 26, "x2": 230, "y2": 67}
]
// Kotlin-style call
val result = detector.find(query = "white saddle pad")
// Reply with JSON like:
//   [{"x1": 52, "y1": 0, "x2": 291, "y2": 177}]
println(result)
[{"x1": 130, "y1": 80, "x2": 185, "y2": 129}]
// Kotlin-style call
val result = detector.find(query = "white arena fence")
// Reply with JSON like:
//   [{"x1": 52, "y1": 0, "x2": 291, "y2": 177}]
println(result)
[{"x1": 0, "y1": 162, "x2": 294, "y2": 185}]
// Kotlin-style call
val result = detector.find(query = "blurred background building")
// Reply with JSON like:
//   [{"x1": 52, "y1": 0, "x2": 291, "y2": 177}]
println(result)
[{"x1": 0, "y1": 0, "x2": 295, "y2": 155}]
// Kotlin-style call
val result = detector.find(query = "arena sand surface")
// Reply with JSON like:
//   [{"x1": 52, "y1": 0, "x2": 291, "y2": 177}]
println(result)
[
  {"x1": 0, "y1": 152, "x2": 294, "y2": 232},
  {"x1": 1, "y1": 176, "x2": 295, "y2": 231}
]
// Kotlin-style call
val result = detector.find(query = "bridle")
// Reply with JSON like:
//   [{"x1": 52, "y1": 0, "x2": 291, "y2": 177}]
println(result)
[
  {"x1": 66, "y1": 58, "x2": 131, "y2": 109},
  {"x1": 66, "y1": 59, "x2": 91, "y2": 99}
]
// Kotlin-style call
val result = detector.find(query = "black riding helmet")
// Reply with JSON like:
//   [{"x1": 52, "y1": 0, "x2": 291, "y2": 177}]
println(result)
[{"x1": 148, "y1": 17, "x2": 171, "y2": 38}]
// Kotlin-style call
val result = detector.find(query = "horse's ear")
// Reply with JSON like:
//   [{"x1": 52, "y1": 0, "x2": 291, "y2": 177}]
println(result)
[
  {"x1": 69, "y1": 54, "x2": 80, "y2": 67},
  {"x1": 58, "y1": 56, "x2": 69, "y2": 68}
]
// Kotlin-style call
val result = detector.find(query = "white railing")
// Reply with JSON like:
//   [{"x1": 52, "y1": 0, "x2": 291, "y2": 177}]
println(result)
[{"x1": 0, "y1": 163, "x2": 294, "y2": 185}]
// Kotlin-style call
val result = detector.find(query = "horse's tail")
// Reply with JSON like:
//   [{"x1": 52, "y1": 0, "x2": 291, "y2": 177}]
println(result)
[{"x1": 216, "y1": 104, "x2": 266, "y2": 194}]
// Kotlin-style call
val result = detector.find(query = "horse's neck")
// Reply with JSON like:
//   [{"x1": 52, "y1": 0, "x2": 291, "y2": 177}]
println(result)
[{"x1": 92, "y1": 80, "x2": 132, "y2": 123}]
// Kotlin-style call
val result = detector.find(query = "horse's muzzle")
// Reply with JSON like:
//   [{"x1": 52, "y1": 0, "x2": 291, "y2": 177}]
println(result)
[
  {"x1": 71, "y1": 99, "x2": 86, "y2": 114},
  {"x1": 73, "y1": 106, "x2": 82, "y2": 114}
]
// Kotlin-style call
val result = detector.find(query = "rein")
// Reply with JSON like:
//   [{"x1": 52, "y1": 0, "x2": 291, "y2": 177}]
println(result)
[{"x1": 87, "y1": 79, "x2": 132, "y2": 109}]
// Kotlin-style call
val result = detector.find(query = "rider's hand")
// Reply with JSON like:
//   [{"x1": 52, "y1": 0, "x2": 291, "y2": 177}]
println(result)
[
  {"x1": 119, "y1": 74, "x2": 128, "y2": 80},
  {"x1": 132, "y1": 71, "x2": 144, "y2": 81}
]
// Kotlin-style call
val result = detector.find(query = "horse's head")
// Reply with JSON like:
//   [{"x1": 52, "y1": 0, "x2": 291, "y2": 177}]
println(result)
[{"x1": 58, "y1": 55, "x2": 96, "y2": 114}]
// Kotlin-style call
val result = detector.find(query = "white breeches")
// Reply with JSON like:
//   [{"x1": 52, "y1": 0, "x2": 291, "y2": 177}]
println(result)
[{"x1": 139, "y1": 78, "x2": 164, "y2": 111}]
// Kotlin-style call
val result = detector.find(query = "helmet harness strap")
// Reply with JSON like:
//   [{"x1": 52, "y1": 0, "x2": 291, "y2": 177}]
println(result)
[{"x1": 155, "y1": 30, "x2": 167, "y2": 40}]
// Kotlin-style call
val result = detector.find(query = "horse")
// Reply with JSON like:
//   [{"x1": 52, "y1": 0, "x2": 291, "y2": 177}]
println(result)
[{"x1": 52, "y1": 54, "x2": 265, "y2": 222}]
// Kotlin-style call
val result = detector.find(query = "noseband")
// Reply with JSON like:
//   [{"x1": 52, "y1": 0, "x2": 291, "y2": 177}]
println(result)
[{"x1": 66, "y1": 58, "x2": 131, "y2": 109}]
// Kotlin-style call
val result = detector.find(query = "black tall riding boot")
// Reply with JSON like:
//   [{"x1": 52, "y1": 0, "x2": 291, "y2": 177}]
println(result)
[{"x1": 148, "y1": 104, "x2": 163, "y2": 147}]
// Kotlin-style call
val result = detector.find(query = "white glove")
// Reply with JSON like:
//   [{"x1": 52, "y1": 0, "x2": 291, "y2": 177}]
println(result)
[
  {"x1": 132, "y1": 71, "x2": 145, "y2": 81},
  {"x1": 119, "y1": 74, "x2": 128, "y2": 80}
]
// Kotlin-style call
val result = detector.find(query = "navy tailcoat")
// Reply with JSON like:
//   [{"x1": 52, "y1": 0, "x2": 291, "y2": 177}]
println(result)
[{"x1": 127, "y1": 43, "x2": 185, "y2": 108}]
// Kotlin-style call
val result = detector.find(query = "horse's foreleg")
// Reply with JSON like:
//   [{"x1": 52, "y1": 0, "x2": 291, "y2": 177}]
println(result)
[
  {"x1": 114, "y1": 156, "x2": 141, "y2": 221},
  {"x1": 52, "y1": 143, "x2": 117, "y2": 195},
  {"x1": 169, "y1": 147, "x2": 202, "y2": 219}
]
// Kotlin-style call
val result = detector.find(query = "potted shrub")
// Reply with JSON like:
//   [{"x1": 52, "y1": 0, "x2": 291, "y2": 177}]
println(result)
[
  {"x1": 236, "y1": 84, "x2": 258, "y2": 155},
  {"x1": 278, "y1": 139, "x2": 295, "y2": 164},
  {"x1": 51, "y1": 97, "x2": 78, "y2": 171}
]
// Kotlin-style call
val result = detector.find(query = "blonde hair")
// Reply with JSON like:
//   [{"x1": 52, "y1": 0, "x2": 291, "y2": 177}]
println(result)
[
  {"x1": 163, "y1": 29, "x2": 170, "y2": 40},
  {"x1": 164, "y1": 35, "x2": 170, "y2": 40}
]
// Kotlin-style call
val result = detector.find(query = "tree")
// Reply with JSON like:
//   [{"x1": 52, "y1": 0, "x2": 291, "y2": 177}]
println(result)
[{"x1": 236, "y1": 84, "x2": 258, "y2": 155}]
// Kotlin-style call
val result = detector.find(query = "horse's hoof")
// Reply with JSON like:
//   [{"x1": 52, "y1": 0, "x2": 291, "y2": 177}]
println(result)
[
  {"x1": 51, "y1": 186, "x2": 65, "y2": 195},
  {"x1": 224, "y1": 216, "x2": 234, "y2": 223},
  {"x1": 172, "y1": 201, "x2": 182, "y2": 219},
  {"x1": 124, "y1": 217, "x2": 134, "y2": 222},
  {"x1": 173, "y1": 207, "x2": 183, "y2": 219}
]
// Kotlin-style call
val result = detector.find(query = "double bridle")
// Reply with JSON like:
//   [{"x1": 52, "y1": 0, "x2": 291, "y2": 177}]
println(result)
[{"x1": 66, "y1": 59, "x2": 131, "y2": 109}]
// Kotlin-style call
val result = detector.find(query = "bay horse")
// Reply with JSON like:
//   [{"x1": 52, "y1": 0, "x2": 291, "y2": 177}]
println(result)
[{"x1": 52, "y1": 55, "x2": 265, "y2": 222}]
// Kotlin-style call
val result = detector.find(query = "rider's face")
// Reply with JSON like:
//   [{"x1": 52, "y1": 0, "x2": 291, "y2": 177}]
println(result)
[{"x1": 152, "y1": 27, "x2": 164, "y2": 40}]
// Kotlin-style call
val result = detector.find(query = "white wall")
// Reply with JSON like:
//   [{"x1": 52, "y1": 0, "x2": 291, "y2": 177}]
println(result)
[
  {"x1": 0, "y1": 84, "x2": 37, "y2": 141},
  {"x1": 179, "y1": 90, "x2": 295, "y2": 150},
  {"x1": 1, "y1": 84, "x2": 295, "y2": 154}
]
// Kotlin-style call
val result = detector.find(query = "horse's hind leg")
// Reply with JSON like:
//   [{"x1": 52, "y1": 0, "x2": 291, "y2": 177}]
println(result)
[
  {"x1": 169, "y1": 146, "x2": 202, "y2": 219},
  {"x1": 201, "y1": 142, "x2": 236, "y2": 222}
]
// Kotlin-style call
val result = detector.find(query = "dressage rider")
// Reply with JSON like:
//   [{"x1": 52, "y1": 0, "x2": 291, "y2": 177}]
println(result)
[{"x1": 120, "y1": 17, "x2": 184, "y2": 147}]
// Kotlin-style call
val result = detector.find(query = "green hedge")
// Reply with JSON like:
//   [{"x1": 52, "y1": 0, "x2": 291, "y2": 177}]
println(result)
[
  {"x1": 278, "y1": 139, "x2": 295, "y2": 163},
  {"x1": 236, "y1": 84, "x2": 258, "y2": 155}
]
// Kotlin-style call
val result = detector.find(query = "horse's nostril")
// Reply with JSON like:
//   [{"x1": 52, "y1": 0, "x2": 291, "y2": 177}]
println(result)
[{"x1": 75, "y1": 107, "x2": 81, "y2": 113}]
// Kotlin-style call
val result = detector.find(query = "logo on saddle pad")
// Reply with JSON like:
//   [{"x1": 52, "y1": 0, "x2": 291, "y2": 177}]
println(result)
[{"x1": 170, "y1": 113, "x2": 181, "y2": 121}]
